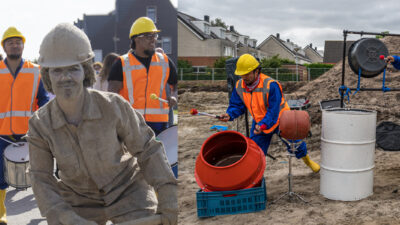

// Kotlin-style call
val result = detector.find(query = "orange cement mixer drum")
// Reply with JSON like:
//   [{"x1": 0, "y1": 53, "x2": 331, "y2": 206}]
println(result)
[
  {"x1": 279, "y1": 110, "x2": 310, "y2": 140},
  {"x1": 195, "y1": 131, "x2": 266, "y2": 192}
]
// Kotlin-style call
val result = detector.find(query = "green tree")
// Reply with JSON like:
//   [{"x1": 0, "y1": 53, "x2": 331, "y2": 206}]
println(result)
[
  {"x1": 260, "y1": 55, "x2": 295, "y2": 68},
  {"x1": 211, "y1": 18, "x2": 228, "y2": 29},
  {"x1": 214, "y1": 56, "x2": 232, "y2": 68},
  {"x1": 376, "y1": 31, "x2": 389, "y2": 39},
  {"x1": 304, "y1": 63, "x2": 334, "y2": 69},
  {"x1": 177, "y1": 59, "x2": 192, "y2": 69}
]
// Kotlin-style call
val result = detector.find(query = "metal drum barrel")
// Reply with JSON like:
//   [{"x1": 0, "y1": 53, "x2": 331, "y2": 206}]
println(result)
[
  {"x1": 320, "y1": 109, "x2": 376, "y2": 201},
  {"x1": 4, "y1": 142, "x2": 31, "y2": 189},
  {"x1": 348, "y1": 38, "x2": 388, "y2": 78},
  {"x1": 156, "y1": 126, "x2": 178, "y2": 178}
]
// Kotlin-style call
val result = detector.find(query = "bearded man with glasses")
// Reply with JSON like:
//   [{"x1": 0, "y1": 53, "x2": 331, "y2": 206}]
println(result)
[{"x1": 108, "y1": 17, "x2": 178, "y2": 136}]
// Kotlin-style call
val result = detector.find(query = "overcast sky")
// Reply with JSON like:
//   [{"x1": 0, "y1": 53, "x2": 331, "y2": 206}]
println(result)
[
  {"x1": 1, "y1": 0, "x2": 178, "y2": 61},
  {"x1": 179, "y1": 0, "x2": 400, "y2": 52}
]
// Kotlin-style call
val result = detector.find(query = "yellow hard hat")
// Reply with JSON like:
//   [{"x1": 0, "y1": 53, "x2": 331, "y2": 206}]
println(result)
[
  {"x1": 235, "y1": 54, "x2": 260, "y2": 76},
  {"x1": 2, "y1": 27, "x2": 26, "y2": 47},
  {"x1": 129, "y1": 17, "x2": 160, "y2": 38}
]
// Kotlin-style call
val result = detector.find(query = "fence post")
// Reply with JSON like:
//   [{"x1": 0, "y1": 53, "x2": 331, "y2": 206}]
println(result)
[
  {"x1": 180, "y1": 68, "x2": 183, "y2": 81},
  {"x1": 276, "y1": 68, "x2": 279, "y2": 81},
  {"x1": 196, "y1": 67, "x2": 199, "y2": 80},
  {"x1": 212, "y1": 68, "x2": 215, "y2": 82},
  {"x1": 308, "y1": 68, "x2": 311, "y2": 81}
]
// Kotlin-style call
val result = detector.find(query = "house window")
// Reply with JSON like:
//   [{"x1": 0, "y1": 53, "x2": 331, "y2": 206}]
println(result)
[
  {"x1": 147, "y1": 6, "x2": 157, "y2": 23},
  {"x1": 220, "y1": 30, "x2": 225, "y2": 39},
  {"x1": 162, "y1": 37, "x2": 172, "y2": 54},
  {"x1": 204, "y1": 24, "x2": 210, "y2": 35},
  {"x1": 224, "y1": 46, "x2": 233, "y2": 57}
]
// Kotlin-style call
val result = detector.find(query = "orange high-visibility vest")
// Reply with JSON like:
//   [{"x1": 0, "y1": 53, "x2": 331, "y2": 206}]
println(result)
[
  {"x1": 235, "y1": 73, "x2": 290, "y2": 134},
  {"x1": 120, "y1": 52, "x2": 170, "y2": 122},
  {"x1": 0, "y1": 60, "x2": 41, "y2": 135}
]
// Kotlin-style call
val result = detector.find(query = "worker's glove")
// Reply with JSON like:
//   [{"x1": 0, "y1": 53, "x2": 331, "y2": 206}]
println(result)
[
  {"x1": 167, "y1": 96, "x2": 177, "y2": 108},
  {"x1": 157, "y1": 184, "x2": 177, "y2": 225},
  {"x1": 48, "y1": 210, "x2": 98, "y2": 225}
]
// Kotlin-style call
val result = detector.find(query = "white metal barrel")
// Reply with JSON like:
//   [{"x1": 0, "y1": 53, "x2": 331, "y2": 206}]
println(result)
[
  {"x1": 320, "y1": 109, "x2": 376, "y2": 201},
  {"x1": 156, "y1": 125, "x2": 178, "y2": 178}
]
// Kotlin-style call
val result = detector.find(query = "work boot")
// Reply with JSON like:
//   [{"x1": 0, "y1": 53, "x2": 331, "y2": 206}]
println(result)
[
  {"x1": 302, "y1": 155, "x2": 320, "y2": 173},
  {"x1": 0, "y1": 189, "x2": 6, "y2": 224}
]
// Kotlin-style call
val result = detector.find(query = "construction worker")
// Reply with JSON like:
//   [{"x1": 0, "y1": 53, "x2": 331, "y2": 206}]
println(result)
[
  {"x1": 26, "y1": 23, "x2": 177, "y2": 225},
  {"x1": 219, "y1": 54, "x2": 320, "y2": 173},
  {"x1": 0, "y1": 27, "x2": 49, "y2": 225},
  {"x1": 108, "y1": 17, "x2": 178, "y2": 135},
  {"x1": 386, "y1": 55, "x2": 400, "y2": 70}
]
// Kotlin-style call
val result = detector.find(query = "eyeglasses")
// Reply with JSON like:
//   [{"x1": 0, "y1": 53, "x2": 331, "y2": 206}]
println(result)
[{"x1": 138, "y1": 33, "x2": 158, "y2": 40}]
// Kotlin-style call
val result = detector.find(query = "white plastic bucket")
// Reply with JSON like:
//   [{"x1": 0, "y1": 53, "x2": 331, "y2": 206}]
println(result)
[{"x1": 320, "y1": 109, "x2": 376, "y2": 201}]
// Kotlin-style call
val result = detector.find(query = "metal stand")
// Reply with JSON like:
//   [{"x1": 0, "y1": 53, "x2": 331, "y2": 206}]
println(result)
[{"x1": 272, "y1": 141, "x2": 309, "y2": 204}]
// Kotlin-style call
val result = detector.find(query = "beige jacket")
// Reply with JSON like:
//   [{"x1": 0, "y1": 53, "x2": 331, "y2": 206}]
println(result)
[{"x1": 26, "y1": 89, "x2": 176, "y2": 223}]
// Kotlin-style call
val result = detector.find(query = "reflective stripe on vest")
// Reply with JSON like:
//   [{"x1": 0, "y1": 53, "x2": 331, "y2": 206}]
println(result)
[
  {"x1": 135, "y1": 108, "x2": 170, "y2": 115},
  {"x1": 121, "y1": 52, "x2": 169, "y2": 121},
  {"x1": 0, "y1": 111, "x2": 33, "y2": 119}
]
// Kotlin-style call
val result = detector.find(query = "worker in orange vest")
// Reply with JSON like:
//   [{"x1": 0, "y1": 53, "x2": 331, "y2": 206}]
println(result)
[
  {"x1": 219, "y1": 54, "x2": 320, "y2": 173},
  {"x1": 108, "y1": 17, "x2": 178, "y2": 135},
  {"x1": 0, "y1": 27, "x2": 49, "y2": 224}
]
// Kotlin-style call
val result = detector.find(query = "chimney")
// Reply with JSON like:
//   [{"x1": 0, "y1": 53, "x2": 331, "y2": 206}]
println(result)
[
  {"x1": 310, "y1": 43, "x2": 312, "y2": 48},
  {"x1": 204, "y1": 15, "x2": 209, "y2": 22},
  {"x1": 276, "y1": 33, "x2": 280, "y2": 39},
  {"x1": 287, "y1": 39, "x2": 290, "y2": 43},
  {"x1": 315, "y1": 47, "x2": 317, "y2": 50},
  {"x1": 230, "y1": 26, "x2": 234, "y2": 32}
]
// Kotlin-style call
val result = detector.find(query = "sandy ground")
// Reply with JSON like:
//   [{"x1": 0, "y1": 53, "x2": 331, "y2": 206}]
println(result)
[{"x1": 177, "y1": 36, "x2": 400, "y2": 224}]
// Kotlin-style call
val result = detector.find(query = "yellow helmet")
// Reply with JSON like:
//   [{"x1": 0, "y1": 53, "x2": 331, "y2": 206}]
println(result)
[
  {"x1": 129, "y1": 17, "x2": 160, "y2": 38},
  {"x1": 2, "y1": 27, "x2": 26, "y2": 47},
  {"x1": 235, "y1": 54, "x2": 260, "y2": 76}
]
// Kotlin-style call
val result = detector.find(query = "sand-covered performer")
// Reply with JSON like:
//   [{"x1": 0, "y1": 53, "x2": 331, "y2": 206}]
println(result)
[
  {"x1": 25, "y1": 23, "x2": 177, "y2": 225},
  {"x1": 219, "y1": 53, "x2": 320, "y2": 173}
]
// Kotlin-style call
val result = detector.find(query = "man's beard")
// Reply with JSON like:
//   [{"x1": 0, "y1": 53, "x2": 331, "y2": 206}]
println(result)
[
  {"x1": 7, "y1": 54, "x2": 22, "y2": 60},
  {"x1": 144, "y1": 49, "x2": 155, "y2": 57}
]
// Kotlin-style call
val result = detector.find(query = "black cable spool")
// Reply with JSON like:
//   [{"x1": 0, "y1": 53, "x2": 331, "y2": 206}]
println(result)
[{"x1": 348, "y1": 38, "x2": 388, "y2": 78}]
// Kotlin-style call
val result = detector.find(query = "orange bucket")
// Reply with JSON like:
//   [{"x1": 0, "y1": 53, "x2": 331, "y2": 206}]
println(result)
[{"x1": 195, "y1": 131, "x2": 266, "y2": 192}]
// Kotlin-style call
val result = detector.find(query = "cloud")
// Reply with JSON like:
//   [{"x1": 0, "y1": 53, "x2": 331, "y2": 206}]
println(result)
[{"x1": 179, "y1": 0, "x2": 400, "y2": 50}]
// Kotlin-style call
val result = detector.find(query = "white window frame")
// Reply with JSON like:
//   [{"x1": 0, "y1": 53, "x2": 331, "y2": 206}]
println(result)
[
  {"x1": 146, "y1": 6, "x2": 157, "y2": 23},
  {"x1": 162, "y1": 37, "x2": 172, "y2": 54}
]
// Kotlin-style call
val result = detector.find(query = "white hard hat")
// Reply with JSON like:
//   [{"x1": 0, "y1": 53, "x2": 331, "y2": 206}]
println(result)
[{"x1": 38, "y1": 23, "x2": 94, "y2": 68}]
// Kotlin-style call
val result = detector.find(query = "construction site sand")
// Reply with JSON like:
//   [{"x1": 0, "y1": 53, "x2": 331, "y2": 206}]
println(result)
[{"x1": 178, "y1": 36, "x2": 400, "y2": 224}]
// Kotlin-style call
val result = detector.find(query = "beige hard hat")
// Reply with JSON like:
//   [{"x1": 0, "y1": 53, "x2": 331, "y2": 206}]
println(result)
[{"x1": 38, "y1": 23, "x2": 94, "y2": 68}]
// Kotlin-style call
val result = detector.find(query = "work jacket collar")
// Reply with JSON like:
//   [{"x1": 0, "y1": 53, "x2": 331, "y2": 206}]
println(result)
[{"x1": 50, "y1": 89, "x2": 102, "y2": 129}]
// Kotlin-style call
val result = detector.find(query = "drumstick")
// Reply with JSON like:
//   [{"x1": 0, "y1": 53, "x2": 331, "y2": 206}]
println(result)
[
  {"x1": 150, "y1": 93, "x2": 168, "y2": 103},
  {"x1": 190, "y1": 108, "x2": 221, "y2": 119},
  {"x1": 0, "y1": 136, "x2": 19, "y2": 147}
]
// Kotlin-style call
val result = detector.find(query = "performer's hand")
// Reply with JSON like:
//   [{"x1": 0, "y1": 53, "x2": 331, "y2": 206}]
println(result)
[
  {"x1": 387, "y1": 56, "x2": 395, "y2": 63},
  {"x1": 218, "y1": 113, "x2": 230, "y2": 122},
  {"x1": 157, "y1": 184, "x2": 177, "y2": 225},
  {"x1": 254, "y1": 124, "x2": 262, "y2": 134},
  {"x1": 167, "y1": 96, "x2": 177, "y2": 107}
]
